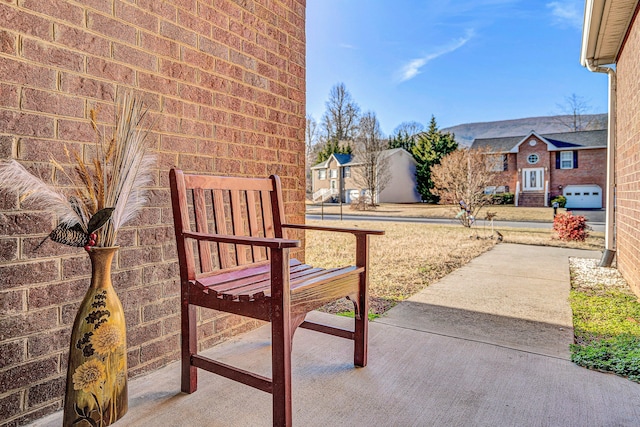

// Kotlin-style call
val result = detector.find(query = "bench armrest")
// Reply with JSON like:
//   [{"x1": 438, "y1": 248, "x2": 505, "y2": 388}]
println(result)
[
  {"x1": 282, "y1": 223, "x2": 384, "y2": 236},
  {"x1": 182, "y1": 231, "x2": 300, "y2": 249}
]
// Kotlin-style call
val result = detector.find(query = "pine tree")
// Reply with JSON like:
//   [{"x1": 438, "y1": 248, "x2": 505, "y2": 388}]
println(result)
[
  {"x1": 316, "y1": 139, "x2": 353, "y2": 164},
  {"x1": 411, "y1": 116, "x2": 458, "y2": 202}
]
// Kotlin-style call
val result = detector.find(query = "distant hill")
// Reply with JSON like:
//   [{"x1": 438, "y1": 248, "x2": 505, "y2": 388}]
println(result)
[{"x1": 441, "y1": 114, "x2": 608, "y2": 147}]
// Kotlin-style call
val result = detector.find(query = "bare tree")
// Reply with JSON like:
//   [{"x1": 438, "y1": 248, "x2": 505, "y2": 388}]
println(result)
[
  {"x1": 321, "y1": 83, "x2": 360, "y2": 141},
  {"x1": 430, "y1": 148, "x2": 498, "y2": 227},
  {"x1": 554, "y1": 93, "x2": 595, "y2": 132},
  {"x1": 393, "y1": 121, "x2": 424, "y2": 139},
  {"x1": 305, "y1": 115, "x2": 320, "y2": 195},
  {"x1": 352, "y1": 111, "x2": 391, "y2": 207}
]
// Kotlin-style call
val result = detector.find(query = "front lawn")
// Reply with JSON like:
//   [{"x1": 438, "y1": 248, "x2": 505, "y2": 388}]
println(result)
[{"x1": 569, "y1": 258, "x2": 640, "y2": 382}]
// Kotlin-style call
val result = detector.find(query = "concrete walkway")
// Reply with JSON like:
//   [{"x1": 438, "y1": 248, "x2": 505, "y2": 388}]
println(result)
[{"x1": 31, "y1": 244, "x2": 640, "y2": 426}]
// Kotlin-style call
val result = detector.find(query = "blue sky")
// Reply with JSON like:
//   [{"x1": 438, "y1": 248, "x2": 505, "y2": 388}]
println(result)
[{"x1": 306, "y1": 0, "x2": 609, "y2": 135}]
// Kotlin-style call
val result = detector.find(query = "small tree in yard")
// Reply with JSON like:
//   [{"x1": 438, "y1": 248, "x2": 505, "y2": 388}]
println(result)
[
  {"x1": 353, "y1": 111, "x2": 390, "y2": 208},
  {"x1": 431, "y1": 148, "x2": 497, "y2": 227}
]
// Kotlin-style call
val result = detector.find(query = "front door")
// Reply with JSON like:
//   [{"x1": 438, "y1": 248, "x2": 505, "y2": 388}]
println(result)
[{"x1": 522, "y1": 168, "x2": 544, "y2": 191}]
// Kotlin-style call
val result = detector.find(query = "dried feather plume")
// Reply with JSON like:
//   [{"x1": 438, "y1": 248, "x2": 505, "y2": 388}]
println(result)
[{"x1": 0, "y1": 91, "x2": 155, "y2": 249}]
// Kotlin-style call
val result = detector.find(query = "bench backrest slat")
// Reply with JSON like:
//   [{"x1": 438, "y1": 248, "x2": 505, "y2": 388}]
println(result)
[{"x1": 170, "y1": 169, "x2": 283, "y2": 279}]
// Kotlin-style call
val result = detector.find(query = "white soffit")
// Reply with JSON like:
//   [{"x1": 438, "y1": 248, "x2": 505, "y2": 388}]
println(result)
[{"x1": 581, "y1": 0, "x2": 639, "y2": 66}]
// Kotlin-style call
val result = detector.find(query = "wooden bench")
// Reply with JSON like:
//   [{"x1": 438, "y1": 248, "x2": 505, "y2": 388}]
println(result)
[{"x1": 169, "y1": 169, "x2": 383, "y2": 426}]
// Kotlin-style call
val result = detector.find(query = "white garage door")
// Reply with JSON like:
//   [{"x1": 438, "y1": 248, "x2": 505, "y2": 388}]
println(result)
[{"x1": 563, "y1": 185, "x2": 602, "y2": 209}]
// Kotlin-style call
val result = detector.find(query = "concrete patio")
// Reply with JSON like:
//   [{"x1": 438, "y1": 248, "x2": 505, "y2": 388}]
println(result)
[{"x1": 30, "y1": 244, "x2": 640, "y2": 426}]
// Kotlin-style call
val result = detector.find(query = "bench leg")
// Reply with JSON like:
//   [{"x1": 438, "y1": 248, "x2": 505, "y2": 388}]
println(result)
[
  {"x1": 354, "y1": 235, "x2": 370, "y2": 367},
  {"x1": 181, "y1": 300, "x2": 198, "y2": 393},
  {"x1": 271, "y1": 249, "x2": 293, "y2": 427}
]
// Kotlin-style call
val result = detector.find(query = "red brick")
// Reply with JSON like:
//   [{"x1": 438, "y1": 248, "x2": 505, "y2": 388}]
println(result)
[
  {"x1": 82, "y1": 0, "x2": 113, "y2": 14},
  {"x1": 0, "y1": 57, "x2": 56, "y2": 89},
  {"x1": 60, "y1": 255, "x2": 91, "y2": 280},
  {"x1": 137, "y1": 72, "x2": 178, "y2": 96},
  {"x1": 177, "y1": 9, "x2": 210, "y2": 36},
  {"x1": 159, "y1": 59, "x2": 197, "y2": 83},
  {"x1": 139, "y1": 334, "x2": 179, "y2": 363},
  {"x1": 57, "y1": 119, "x2": 96, "y2": 143},
  {"x1": 0, "y1": 356, "x2": 59, "y2": 393},
  {"x1": 26, "y1": 326, "x2": 70, "y2": 359},
  {"x1": 179, "y1": 152, "x2": 213, "y2": 171},
  {"x1": 199, "y1": 3, "x2": 229, "y2": 29},
  {"x1": 0, "y1": 307, "x2": 58, "y2": 341},
  {"x1": 215, "y1": 59, "x2": 244, "y2": 80},
  {"x1": 173, "y1": 0, "x2": 197, "y2": 13},
  {"x1": 118, "y1": 246, "x2": 163, "y2": 269},
  {"x1": 141, "y1": 296, "x2": 179, "y2": 322},
  {"x1": 21, "y1": 88, "x2": 84, "y2": 118},
  {"x1": 0, "y1": 392, "x2": 23, "y2": 421},
  {"x1": 22, "y1": 0, "x2": 83, "y2": 26},
  {"x1": 213, "y1": 0, "x2": 243, "y2": 21},
  {"x1": 213, "y1": 25, "x2": 242, "y2": 51},
  {"x1": 179, "y1": 117, "x2": 211, "y2": 138},
  {"x1": 0, "y1": 82, "x2": 18, "y2": 108},
  {"x1": 199, "y1": 36, "x2": 229, "y2": 60},
  {"x1": 126, "y1": 320, "x2": 162, "y2": 347},
  {"x1": 87, "y1": 57, "x2": 136, "y2": 85},
  {"x1": 182, "y1": 46, "x2": 215, "y2": 70},
  {"x1": 21, "y1": 38, "x2": 83, "y2": 72},
  {"x1": 87, "y1": 11, "x2": 137, "y2": 45},
  {"x1": 28, "y1": 279, "x2": 88, "y2": 309},
  {"x1": 178, "y1": 83, "x2": 213, "y2": 105},
  {"x1": 115, "y1": 1, "x2": 159, "y2": 33},
  {"x1": 0, "y1": 211, "x2": 54, "y2": 236},
  {"x1": 140, "y1": 32, "x2": 180, "y2": 60},
  {"x1": 54, "y1": 24, "x2": 110, "y2": 58},
  {"x1": 113, "y1": 43, "x2": 157, "y2": 72},
  {"x1": 0, "y1": 29, "x2": 16, "y2": 54},
  {"x1": 60, "y1": 73, "x2": 115, "y2": 101},
  {"x1": 26, "y1": 376, "x2": 65, "y2": 408},
  {"x1": 0, "y1": 4, "x2": 52, "y2": 41},
  {"x1": 0, "y1": 289, "x2": 23, "y2": 314},
  {"x1": 160, "y1": 20, "x2": 197, "y2": 47},
  {"x1": 0, "y1": 237, "x2": 18, "y2": 261},
  {"x1": 138, "y1": 0, "x2": 177, "y2": 22}
]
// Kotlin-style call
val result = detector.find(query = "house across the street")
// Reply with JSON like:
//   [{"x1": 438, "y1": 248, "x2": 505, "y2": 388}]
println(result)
[
  {"x1": 310, "y1": 148, "x2": 421, "y2": 204},
  {"x1": 471, "y1": 129, "x2": 607, "y2": 208}
]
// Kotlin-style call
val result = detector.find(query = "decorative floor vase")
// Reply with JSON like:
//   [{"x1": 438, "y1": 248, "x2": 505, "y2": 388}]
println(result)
[{"x1": 63, "y1": 247, "x2": 128, "y2": 427}]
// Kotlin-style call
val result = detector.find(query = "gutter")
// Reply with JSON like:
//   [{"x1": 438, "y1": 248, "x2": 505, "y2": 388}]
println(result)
[{"x1": 585, "y1": 59, "x2": 617, "y2": 267}]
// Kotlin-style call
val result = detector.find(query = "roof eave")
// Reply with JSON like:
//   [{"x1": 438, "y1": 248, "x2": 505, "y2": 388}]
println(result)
[{"x1": 581, "y1": 0, "x2": 640, "y2": 67}]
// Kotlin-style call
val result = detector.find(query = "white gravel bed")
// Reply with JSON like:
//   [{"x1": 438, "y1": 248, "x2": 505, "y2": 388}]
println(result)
[{"x1": 569, "y1": 257, "x2": 630, "y2": 293}]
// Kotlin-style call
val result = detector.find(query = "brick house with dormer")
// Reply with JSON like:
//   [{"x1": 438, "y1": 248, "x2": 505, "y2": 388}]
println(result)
[{"x1": 471, "y1": 129, "x2": 607, "y2": 208}]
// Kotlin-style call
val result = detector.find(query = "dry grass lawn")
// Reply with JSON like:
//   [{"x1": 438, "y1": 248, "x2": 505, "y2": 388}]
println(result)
[
  {"x1": 307, "y1": 202, "x2": 564, "y2": 222},
  {"x1": 305, "y1": 219, "x2": 604, "y2": 316}
]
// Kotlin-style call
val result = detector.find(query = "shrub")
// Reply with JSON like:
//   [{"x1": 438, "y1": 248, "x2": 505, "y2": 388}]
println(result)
[
  {"x1": 553, "y1": 212, "x2": 589, "y2": 241},
  {"x1": 491, "y1": 193, "x2": 514, "y2": 205},
  {"x1": 551, "y1": 195, "x2": 567, "y2": 208}
]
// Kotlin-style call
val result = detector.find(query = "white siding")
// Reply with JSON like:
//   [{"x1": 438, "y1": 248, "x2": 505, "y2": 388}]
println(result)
[{"x1": 378, "y1": 150, "x2": 421, "y2": 203}]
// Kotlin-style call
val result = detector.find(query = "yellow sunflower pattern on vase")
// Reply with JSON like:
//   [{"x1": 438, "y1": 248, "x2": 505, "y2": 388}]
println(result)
[{"x1": 66, "y1": 283, "x2": 128, "y2": 427}]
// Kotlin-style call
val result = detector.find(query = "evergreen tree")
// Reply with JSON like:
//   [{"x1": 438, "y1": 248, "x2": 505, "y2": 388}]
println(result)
[
  {"x1": 388, "y1": 130, "x2": 415, "y2": 152},
  {"x1": 411, "y1": 116, "x2": 458, "y2": 203},
  {"x1": 316, "y1": 139, "x2": 352, "y2": 164}
]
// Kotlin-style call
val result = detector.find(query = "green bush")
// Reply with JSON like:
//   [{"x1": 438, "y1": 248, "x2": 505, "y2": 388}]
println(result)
[
  {"x1": 491, "y1": 192, "x2": 514, "y2": 205},
  {"x1": 551, "y1": 195, "x2": 567, "y2": 208}
]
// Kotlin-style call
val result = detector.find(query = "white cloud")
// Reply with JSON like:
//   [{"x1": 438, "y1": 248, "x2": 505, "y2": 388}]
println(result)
[
  {"x1": 396, "y1": 30, "x2": 475, "y2": 83},
  {"x1": 547, "y1": 1, "x2": 583, "y2": 29},
  {"x1": 339, "y1": 43, "x2": 357, "y2": 50}
]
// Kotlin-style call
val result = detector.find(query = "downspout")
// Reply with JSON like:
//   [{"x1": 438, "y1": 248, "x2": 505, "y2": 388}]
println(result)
[{"x1": 586, "y1": 59, "x2": 616, "y2": 267}]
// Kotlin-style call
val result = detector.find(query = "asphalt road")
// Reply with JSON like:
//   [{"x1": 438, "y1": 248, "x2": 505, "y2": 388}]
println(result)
[{"x1": 306, "y1": 214, "x2": 606, "y2": 233}]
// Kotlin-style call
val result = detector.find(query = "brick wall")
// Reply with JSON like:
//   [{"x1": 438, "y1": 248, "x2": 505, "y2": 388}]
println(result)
[
  {"x1": 616, "y1": 5, "x2": 640, "y2": 296},
  {"x1": 547, "y1": 149, "x2": 607, "y2": 202},
  {"x1": 0, "y1": 1, "x2": 306, "y2": 424}
]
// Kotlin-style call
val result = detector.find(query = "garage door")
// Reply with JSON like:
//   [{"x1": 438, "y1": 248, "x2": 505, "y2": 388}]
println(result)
[{"x1": 563, "y1": 185, "x2": 602, "y2": 209}]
